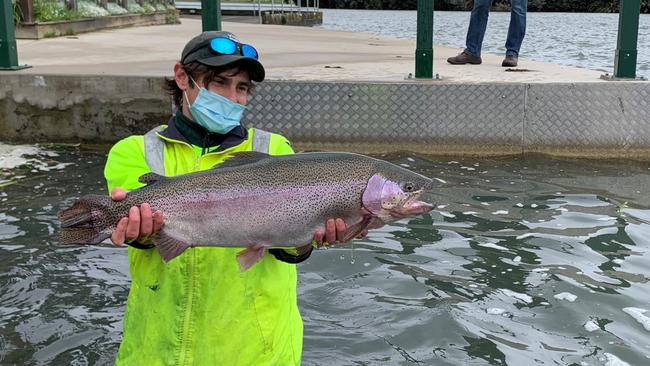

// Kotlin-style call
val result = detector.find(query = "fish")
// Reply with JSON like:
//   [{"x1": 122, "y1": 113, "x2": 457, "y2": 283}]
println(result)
[{"x1": 58, "y1": 151, "x2": 435, "y2": 271}]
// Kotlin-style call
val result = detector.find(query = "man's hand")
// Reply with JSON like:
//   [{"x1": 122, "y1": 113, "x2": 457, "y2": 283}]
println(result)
[
  {"x1": 313, "y1": 218, "x2": 368, "y2": 248},
  {"x1": 295, "y1": 218, "x2": 367, "y2": 256},
  {"x1": 110, "y1": 188, "x2": 164, "y2": 246}
]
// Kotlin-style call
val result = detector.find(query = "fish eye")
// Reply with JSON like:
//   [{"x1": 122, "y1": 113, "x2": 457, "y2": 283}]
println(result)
[{"x1": 403, "y1": 182, "x2": 414, "y2": 192}]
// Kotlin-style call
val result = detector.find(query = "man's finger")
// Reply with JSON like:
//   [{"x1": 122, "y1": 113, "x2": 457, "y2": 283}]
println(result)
[
  {"x1": 325, "y1": 219, "x2": 336, "y2": 244},
  {"x1": 152, "y1": 211, "x2": 164, "y2": 233},
  {"x1": 139, "y1": 203, "x2": 153, "y2": 237},
  {"x1": 124, "y1": 206, "x2": 141, "y2": 242},
  {"x1": 313, "y1": 230, "x2": 324, "y2": 246},
  {"x1": 335, "y1": 218, "x2": 346, "y2": 242},
  {"x1": 111, "y1": 217, "x2": 128, "y2": 246}
]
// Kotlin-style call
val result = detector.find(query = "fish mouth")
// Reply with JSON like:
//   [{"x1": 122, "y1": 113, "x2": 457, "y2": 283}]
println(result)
[{"x1": 389, "y1": 190, "x2": 434, "y2": 218}]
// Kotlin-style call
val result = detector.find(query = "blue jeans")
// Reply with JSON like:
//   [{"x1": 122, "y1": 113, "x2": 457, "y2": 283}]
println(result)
[{"x1": 464, "y1": 0, "x2": 527, "y2": 58}]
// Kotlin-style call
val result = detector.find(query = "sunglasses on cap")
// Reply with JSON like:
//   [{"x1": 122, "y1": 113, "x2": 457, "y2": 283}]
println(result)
[{"x1": 182, "y1": 37, "x2": 259, "y2": 64}]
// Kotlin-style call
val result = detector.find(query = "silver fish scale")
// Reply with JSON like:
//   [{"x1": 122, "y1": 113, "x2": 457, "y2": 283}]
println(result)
[{"x1": 110, "y1": 153, "x2": 431, "y2": 247}]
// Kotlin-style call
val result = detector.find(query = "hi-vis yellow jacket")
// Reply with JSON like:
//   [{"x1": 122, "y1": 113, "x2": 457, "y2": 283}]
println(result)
[{"x1": 105, "y1": 125, "x2": 302, "y2": 366}]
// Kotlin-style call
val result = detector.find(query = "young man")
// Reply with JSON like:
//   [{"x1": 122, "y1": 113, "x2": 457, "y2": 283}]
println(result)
[
  {"x1": 105, "y1": 31, "x2": 358, "y2": 365},
  {"x1": 447, "y1": 0, "x2": 527, "y2": 67}
]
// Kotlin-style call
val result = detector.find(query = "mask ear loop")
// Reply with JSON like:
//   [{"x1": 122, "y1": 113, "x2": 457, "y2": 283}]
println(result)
[
  {"x1": 189, "y1": 76, "x2": 200, "y2": 89},
  {"x1": 183, "y1": 90, "x2": 192, "y2": 109},
  {"x1": 183, "y1": 75, "x2": 200, "y2": 109}
]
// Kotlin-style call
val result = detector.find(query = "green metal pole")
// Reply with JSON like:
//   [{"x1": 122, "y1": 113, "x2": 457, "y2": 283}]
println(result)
[
  {"x1": 1, "y1": 0, "x2": 30, "y2": 70},
  {"x1": 202, "y1": 0, "x2": 222, "y2": 31},
  {"x1": 415, "y1": 0, "x2": 433, "y2": 79},
  {"x1": 614, "y1": 0, "x2": 640, "y2": 79}
]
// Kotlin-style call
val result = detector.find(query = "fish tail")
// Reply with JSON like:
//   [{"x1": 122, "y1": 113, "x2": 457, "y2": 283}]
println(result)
[{"x1": 58, "y1": 194, "x2": 114, "y2": 245}]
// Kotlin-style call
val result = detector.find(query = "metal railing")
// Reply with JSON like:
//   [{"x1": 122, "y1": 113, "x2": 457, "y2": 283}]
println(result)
[
  {"x1": 0, "y1": 1, "x2": 642, "y2": 77},
  {"x1": 614, "y1": 0, "x2": 641, "y2": 78},
  {"x1": 414, "y1": 0, "x2": 643, "y2": 80},
  {"x1": 0, "y1": 0, "x2": 30, "y2": 70},
  {"x1": 175, "y1": 1, "x2": 317, "y2": 14},
  {"x1": 201, "y1": 0, "x2": 221, "y2": 30},
  {"x1": 186, "y1": 1, "x2": 319, "y2": 31},
  {"x1": 415, "y1": 0, "x2": 433, "y2": 79}
]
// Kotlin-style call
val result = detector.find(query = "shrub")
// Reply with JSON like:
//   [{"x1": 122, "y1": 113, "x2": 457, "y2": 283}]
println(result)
[
  {"x1": 34, "y1": 0, "x2": 81, "y2": 22},
  {"x1": 142, "y1": 3, "x2": 156, "y2": 13},
  {"x1": 105, "y1": 2, "x2": 128, "y2": 15},
  {"x1": 78, "y1": 1, "x2": 110, "y2": 17},
  {"x1": 127, "y1": 2, "x2": 146, "y2": 13}
]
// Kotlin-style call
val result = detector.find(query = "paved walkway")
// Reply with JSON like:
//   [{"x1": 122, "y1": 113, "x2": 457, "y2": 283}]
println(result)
[{"x1": 5, "y1": 17, "x2": 609, "y2": 83}]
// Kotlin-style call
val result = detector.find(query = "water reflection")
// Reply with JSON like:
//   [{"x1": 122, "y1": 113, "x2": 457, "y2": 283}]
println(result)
[{"x1": 1, "y1": 145, "x2": 649, "y2": 365}]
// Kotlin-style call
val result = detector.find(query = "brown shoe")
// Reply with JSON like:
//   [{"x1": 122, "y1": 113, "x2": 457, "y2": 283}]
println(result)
[
  {"x1": 447, "y1": 51, "x2": 482, "y2": 65},
  {"x1": 502, "y1": 55, "x2": 518, "y2": 67}
]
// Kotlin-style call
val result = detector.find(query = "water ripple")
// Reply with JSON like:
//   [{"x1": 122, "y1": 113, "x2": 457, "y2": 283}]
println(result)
[
  {"x1": 1, "y1": 147, "x2": 649, "y2": 365},
  {"x1": 321, "y1": 10, "x2": 650, "y2": 79}
]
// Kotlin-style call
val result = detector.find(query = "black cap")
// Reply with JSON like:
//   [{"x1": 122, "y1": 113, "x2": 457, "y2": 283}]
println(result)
[{"x1": 181, "y1": 31, "x2": 265, "y2": 82}]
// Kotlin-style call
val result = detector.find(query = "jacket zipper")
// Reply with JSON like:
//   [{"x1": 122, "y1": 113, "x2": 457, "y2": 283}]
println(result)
[{"x1": 177, "y1": 249, "x2": 197, "y2": 365}]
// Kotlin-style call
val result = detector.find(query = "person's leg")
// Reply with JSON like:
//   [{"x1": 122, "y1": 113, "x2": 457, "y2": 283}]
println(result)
[
  {"x1": 465, "y1": 0, "x2": 494, "y2": 57},
  {"x1": 504, "y1": 0, "x2": 527, "y2": 57}
]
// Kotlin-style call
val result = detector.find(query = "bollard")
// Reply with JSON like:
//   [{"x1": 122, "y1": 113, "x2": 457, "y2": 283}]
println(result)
[
  {"x1": 415, "y1": 0, "x2": 433, "y2": 79},
  {"x1": 201, "y1": 0, "x2": 221, "y2": 31},
  {"x1": 1, "y1": 0, "x2": 31, "y2": 70},
  {"x1": 614, "y1": 0, "x2": 640, "y2": 79}
]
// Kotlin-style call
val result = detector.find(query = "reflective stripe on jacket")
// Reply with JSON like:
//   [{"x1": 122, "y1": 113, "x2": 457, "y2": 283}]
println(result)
[{"x1": 105, "y1": 126, "x2": 302, "y2": 366}]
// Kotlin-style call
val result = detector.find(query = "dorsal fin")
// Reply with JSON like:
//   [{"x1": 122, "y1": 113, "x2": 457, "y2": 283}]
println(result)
[
  {"x1": 213, "y1": 151, "x2": 271, "y2": 170},
  {"x1": 138, "y1": 172, "x2": 166, "y2": 185}
]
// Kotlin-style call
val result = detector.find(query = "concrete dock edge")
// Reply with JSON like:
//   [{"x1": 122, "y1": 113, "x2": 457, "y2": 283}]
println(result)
[{"x1": 1, "y1": 74, "x2": 649, "y2": 158}]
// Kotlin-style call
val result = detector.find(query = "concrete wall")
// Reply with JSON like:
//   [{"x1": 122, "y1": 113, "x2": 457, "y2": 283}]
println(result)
[
  {"x1": 16, "y1": 11, "x2": 179, "y2": 39},
  {"x1": 0, "y1": 75, "x2": 170, "y2": 142},
  {"x1": 0, "y1": 74, "x2": 649, "y2": 158}
]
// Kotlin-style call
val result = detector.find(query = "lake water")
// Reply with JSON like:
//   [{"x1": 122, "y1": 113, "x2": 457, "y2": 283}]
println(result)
[
  {"x1": 320, "y1": 9, "x2": 650, "y2": 79},
  {"x1": 1, "y1": 143, "x2": 649, "y2": 365}
]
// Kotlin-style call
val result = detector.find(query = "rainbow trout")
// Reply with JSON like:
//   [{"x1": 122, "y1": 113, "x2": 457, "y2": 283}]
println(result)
[{"x1": 59, "y1": 152, "x2": 434, "y2": 270}]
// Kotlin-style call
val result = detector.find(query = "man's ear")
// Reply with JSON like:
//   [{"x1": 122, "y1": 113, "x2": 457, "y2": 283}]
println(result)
[{"x1": 174, "y1": 63, "x2": 189, "y2": 91}]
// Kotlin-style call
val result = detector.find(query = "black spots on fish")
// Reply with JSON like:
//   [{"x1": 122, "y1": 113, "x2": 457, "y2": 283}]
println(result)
[
  {"x1": 58, "y1": 194, "x2": 118, "y2": 245},
  {"x1": 216, "y1": 151, "x2": 271, "y2": 170},
  {"x1": 138, "y1": 173, "x2": 166, "y2": 186},
  {"x1": 373, "y1": 160, "x2": 434, "y2": 193}
]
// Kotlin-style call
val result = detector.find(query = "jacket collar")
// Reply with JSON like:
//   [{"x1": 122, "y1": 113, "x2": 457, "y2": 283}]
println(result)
[
  {"x1": 160, "y1": 108, "x2": 248, "y2": 153},
  {"x1": 159, "y1": 109, "x2": 248, "y2": 153}
]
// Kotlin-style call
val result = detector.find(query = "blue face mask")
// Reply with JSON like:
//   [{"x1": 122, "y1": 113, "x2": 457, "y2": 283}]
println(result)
[{"x1": 185, "y1": 78, "x2": 246, "y2": 134}]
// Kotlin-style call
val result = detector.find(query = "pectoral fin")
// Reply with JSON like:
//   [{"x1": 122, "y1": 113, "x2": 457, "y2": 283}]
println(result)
[
  {"x1": 367, "y1": 217, "x2": 385, "y2": 230},
  {"x1": 236, "y1": 244, "x2": 267, "y2": 272},
  {"x1": 341, "y1": 216, "x2": 373, "y2": 242},
  {"x1": 155, "y1": 229, "x2": 191, "y2": 262}
]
